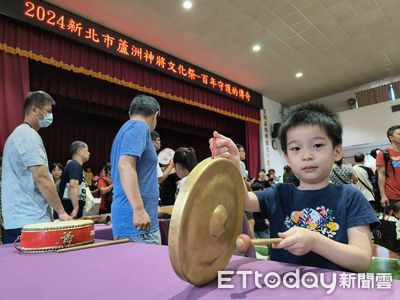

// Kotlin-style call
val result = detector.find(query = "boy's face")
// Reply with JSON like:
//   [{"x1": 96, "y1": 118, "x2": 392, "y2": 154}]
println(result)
[{"x1": 284, "y1": 125, "x2": 342, "y2": 189}]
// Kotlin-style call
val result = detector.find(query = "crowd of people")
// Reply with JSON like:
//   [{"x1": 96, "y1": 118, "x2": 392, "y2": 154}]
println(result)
[{"x1": 1, "y1": 91, "x2": 400, "y2": 273}]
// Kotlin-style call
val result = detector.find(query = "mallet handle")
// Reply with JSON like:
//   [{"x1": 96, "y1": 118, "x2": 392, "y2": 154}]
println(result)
[
  {"x1": 57, "y1": 238, "x2": 130, "y2": 253},
  {"x1": 251, "y1": 238, "x2": 282, "y2": 246}
]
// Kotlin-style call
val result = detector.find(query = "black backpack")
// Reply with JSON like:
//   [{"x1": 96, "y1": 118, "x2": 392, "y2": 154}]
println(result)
[
  {"x1": 372, "y1": 149, "x2": 393, "y2": 204},
  {"x1": 359, "y1": 165, "x2": 379, "y2": 200}
]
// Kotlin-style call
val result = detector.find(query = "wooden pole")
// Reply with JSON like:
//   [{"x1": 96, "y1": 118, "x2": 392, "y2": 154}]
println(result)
[{"x1": 57, "y1": 238, "x2": 130, "y2": 253}]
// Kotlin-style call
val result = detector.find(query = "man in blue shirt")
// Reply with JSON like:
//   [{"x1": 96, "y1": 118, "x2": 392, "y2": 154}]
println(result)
[{"x1": 110, "y1": 94, "x2": 161, "y2": 244}]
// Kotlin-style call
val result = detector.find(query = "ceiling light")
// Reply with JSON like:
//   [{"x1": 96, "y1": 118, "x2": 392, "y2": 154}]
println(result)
[
  {"x1": 183, "y1": 1, "x2": 193, "y2": 9},
  {"x1": 295, "y1": 72, "x2": 303, "y2": 78},
  {"x1": 252, "y1": 44, "x2": 261, "y2": 52}
]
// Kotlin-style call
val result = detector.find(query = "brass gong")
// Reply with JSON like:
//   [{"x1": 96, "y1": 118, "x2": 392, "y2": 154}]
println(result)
[{"x1": 168, "y1": 157, "x2": 245, "y2": 286}]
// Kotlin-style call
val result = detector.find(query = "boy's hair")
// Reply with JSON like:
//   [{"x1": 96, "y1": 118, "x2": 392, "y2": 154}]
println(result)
[
  {"x1": 23, "y1": 91, "x2": 55, "y2": 115},
  {"x1": 70, "y1": 141, "x2": 88, "y2": 157},
  {"x1": 173, "y1": 147, "x2": 198, "y2": 172},
  {"x1": 387, "y1": 125, "x2": 400, "y2": 142},
  {"x1": 280, "y1": 103, "x2": 342, "y2": 153},
  {"x1": 354, "y1": 153, "x2": 365, "y2": 163},
  {"x1": 151, "y1": 131, "x2": 160, "y2": 141},
  {"x1": 129, "y1": 94, "x2": 160, "y2": 117}
]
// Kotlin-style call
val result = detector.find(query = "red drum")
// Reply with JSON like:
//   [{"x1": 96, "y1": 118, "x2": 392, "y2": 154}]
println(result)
[{"x1": 16, "y1": 220, "x2": 95, "y2": 253}]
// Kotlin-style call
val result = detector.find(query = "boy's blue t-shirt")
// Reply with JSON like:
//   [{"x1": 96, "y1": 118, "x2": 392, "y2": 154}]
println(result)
[
  {"x1": 255, "y1": 183, "x2": 379, "y2": 271},
  {"x1": 110, "y1": 120, "x2": 159, "y2": 237}
]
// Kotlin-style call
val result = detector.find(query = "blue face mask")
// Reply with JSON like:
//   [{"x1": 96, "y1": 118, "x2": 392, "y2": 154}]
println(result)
[{"x1": 38, "y1": 113, "x2": 53, "y2": 128}]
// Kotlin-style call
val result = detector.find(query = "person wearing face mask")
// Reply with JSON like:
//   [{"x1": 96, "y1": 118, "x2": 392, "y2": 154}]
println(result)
[{"x1": 1, "y1": 91, "x2": 71, "y2": 244}]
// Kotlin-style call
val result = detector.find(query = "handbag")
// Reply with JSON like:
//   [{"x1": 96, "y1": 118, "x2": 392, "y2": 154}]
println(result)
[
  {"x1": 83, "y1": 186, "x2": 95, "y2": 214},
  {"x1": 357, "y1": 177, "x2": 375, "y2": 199},
  {"x1": 331, "y1": 168, "x2": 349, "y2": 184},
  {"x1": 372, "y1": 208, "x2": 400, "y2": 253}
]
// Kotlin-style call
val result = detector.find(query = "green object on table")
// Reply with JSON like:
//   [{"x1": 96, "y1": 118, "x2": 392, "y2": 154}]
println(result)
[
  {"x1": 255, "y1": 246, "x2": 269, "y2": 257},
  {"x1": 368, "y1": 257, "x2": 400, "y2": 280}
]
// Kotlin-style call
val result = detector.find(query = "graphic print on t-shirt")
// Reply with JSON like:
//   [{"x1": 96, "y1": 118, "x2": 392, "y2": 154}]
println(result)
[
  {"x1": 284, "y1": 206, "x2": 339, "y2": 238},
  {"x1": 391, "y1": 159, "x2": 400, "y2": 168}
]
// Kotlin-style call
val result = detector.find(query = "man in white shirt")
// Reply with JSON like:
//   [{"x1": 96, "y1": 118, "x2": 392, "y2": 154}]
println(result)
[{"x1": 353, "y1": 153, "x2": 375, "y2": 209}]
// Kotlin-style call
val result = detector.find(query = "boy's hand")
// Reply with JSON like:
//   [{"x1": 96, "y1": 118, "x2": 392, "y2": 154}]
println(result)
[
  {"x1": 273, "y1": 227, "x2": 317, "y2": 256},
  {"x1": 209, "y1": 131, "x2": 240, "y2": 169}
]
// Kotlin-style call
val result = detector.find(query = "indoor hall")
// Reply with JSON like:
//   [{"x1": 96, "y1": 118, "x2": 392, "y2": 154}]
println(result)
[{"x1": 1, "y1": 1, "x2": 400, "y2": 299}]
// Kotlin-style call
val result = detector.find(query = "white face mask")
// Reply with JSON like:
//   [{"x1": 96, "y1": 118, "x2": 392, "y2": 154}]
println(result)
[{"x1": 38, "y1": 113, "x2": 53, "y2": 128}]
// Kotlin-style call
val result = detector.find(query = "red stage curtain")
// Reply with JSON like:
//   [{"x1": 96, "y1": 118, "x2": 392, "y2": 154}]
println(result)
[
  {"x1": 0, "y1": 16, "x2": 260, "y2": 124},
  {"x1": 38, "y1": 105, "x2": 125, "y2": 173},
  {"x1": 30, "y1": 63, "x2": 246, "y2": 172},
  {"x1": 29, "y1": 61, "x2": 245, "y2": 138},
  {"x1": 0, "y1": 51, "x2": 29, "y2": 149},
  {"x1": 1, "y1": 16, "x2": 258, "y2": 172},
  {"x1": 355, "y1": 84, "x2": 390, "y2": 107},
  {"x1": 393, "y1": 81, "x2": 400, "y2": 99},
  {"x1": 246, "y1": 122, "x2": 260, "y2": 179}
]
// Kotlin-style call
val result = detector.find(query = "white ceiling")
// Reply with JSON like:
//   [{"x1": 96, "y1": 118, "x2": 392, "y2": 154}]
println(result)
[{"x1": 45, "y1": 0, "x2": 400, "y2": 106}]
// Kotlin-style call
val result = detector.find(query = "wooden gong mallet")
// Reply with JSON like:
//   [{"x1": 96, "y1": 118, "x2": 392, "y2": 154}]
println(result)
[
  {"x1": 236, "y1": 234, "x2": 282, "y2": 252},
  {"x1": 168, "y1": 157, "x2": 283, "y2": 287}
]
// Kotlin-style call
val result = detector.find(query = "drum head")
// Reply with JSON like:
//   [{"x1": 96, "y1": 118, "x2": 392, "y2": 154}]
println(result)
[{"x1": 168, "y1": 157, "x2": 245, "y2": 286}]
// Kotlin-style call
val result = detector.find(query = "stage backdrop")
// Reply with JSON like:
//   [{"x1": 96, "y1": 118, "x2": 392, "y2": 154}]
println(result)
[{"x1": 30, "y1": 61, "x2": 246, "y2": 174}]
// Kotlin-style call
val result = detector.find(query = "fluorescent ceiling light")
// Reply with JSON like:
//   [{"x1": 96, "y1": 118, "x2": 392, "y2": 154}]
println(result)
[
  {"x1": 252, "y1": 44, "x2": 261, "y2": 52},
  {"x1": 295, "y1": 72, "x2": 303, "y2": 78},
  {"x1": 183, "y1": 1, "x2": 193, "y2": 9}
]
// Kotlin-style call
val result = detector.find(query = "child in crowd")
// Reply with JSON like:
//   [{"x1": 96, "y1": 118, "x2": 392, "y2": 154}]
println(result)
[
  {"x1": 173, "y1": 147, "x2": 198, "y2": 199},
  {"x1": 210, "y1": 103, "x2": 379, "y2": 272},
  {"x1": 51, "y1": 163, "x2": 63, "y2": 192}
]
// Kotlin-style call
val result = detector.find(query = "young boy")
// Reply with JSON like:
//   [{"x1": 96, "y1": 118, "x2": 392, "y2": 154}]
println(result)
[{"x1": 210, "y1": 103, "x2": 378, "y2": 272}]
